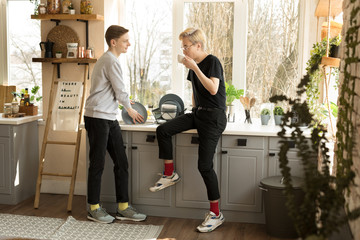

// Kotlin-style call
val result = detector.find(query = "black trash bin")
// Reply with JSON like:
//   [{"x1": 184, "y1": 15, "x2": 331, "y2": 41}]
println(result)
[{"x1": 259, "y1": 176, "x2": 304, "y2": 238}]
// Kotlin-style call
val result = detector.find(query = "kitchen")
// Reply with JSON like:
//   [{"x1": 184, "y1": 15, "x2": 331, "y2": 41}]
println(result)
[{"x1": 0, "y1": 0, "x2": 360, "y2": 239}]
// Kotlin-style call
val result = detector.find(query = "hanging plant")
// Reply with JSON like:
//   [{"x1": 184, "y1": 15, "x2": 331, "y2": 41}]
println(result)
[
  {"x1": 305, "y1": 35, "x2": 341, "y2": 127},
  {"x1": 269, "y1": 4, "x2": 360, "y2": 238}
]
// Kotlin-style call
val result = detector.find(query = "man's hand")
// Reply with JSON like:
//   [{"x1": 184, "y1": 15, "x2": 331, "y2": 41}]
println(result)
[{"x1": 126, "y1": 108, "x2": 144, "y2": 124}]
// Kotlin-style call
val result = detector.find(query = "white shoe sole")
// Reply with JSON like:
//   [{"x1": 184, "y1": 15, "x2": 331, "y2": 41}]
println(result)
[
  {"x1": 149, "y1": 177, "x2": 181, "y2": 192},
  {"x1": 87, "y1": 215, "x2": 114, "y2": 224},
  {"x1": 115, "y1": 216, "x2": 146, "y2": 222}
]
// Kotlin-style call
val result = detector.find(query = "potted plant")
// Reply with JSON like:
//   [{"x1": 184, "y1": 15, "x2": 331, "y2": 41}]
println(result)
[
  {"x1": 225, "y1": 82, "x2": 244, "y2": 122},
  {"x1": 273, "y1": 106, "x2": 284, "y2": 125},
  {"x1": 68, "y1": 3, "x2": 75, "y2": 14},
  {"x1": 260, "y1": 108, "x2": 271, "y2": 125},
  {"x1": 55, "y1": 51, "x2": 62, "y2": 58}
]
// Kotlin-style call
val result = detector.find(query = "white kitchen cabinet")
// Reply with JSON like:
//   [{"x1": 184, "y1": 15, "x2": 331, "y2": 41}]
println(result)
[
  {"x1": 220, "y1": 135, "x2": 266, "y2": 213},
  {"x1": 175, "y1": 133, "x2": 220, "y2": 209},
  {"x1": 0, "y1": 121, "x2": 39, "y2": 204},
  {"x1": 268, "y1": 137, "x2": 307, "y2": 178}
]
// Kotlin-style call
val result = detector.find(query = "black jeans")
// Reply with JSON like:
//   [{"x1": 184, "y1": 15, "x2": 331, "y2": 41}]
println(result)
[
  {"x1": 84, "y1": 116, "x2": 129, "y2": 204},
  {"x1": 156, "y1": 108, "x2": 227, "y2": 201}
]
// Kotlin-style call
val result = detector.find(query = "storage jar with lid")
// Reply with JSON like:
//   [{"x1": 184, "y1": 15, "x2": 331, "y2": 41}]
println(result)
[
  {"x1": 80, "y1": 0, "x2": 93, "y2": 14},
  {"x1": 38, "y1": 3, "x2": 47, "y2": 14},
  {"x1": 4, "y1": 103, "x2": 12, "y2": 116}
]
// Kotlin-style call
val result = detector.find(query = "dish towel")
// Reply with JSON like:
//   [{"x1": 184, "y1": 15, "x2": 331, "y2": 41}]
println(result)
[{"x1": 52, "y1": 81, "x2": 83, "y2": 132}]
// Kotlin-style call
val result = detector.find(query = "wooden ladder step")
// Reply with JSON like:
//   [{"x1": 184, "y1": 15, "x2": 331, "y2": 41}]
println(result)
[
  {"x1": 42, "y1": 172, "x2": 72, "y2": 177},
  {"x1": 47, "y1": 141, "x2": 77, "y2": 145}
]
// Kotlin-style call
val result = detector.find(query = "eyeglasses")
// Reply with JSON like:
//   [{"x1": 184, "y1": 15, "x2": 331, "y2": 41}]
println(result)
[{"x1": 180, "y1": 44, "x2": 194, "y2": 51}]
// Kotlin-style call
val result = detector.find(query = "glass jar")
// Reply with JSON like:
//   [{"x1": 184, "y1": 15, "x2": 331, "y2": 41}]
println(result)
[
  {"x1": 62, "y1": 0, "x2": 72, "y2": 14},
  {"x1": 47, "y1": 0, "x2": 61, "y2": 14},
  {"x1": 4, "y1": 103, "x2": 12, "y2": 116},
  {"x1": 80, "y1": 0, "x2": 93, "y2": 14},
  {"x1": 12, "y1": 103, "x2": 19, "y2": 114},
  {"x1": 38, "y1": 3, "x2": 47, "y2": 14}
]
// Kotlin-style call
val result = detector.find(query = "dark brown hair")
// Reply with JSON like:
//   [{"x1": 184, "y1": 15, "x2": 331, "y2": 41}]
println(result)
[{"x1": 105, "y1": 25, "x2": 129, "y2": 47}]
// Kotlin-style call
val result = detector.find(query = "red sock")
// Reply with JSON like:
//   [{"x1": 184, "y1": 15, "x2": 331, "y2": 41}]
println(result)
[
  {"x1": 164, "y1": 163, "x2": 174, "y2": 176},
  {"x1": 210, "y1": 202, "x2": 219, "y2": 216}
]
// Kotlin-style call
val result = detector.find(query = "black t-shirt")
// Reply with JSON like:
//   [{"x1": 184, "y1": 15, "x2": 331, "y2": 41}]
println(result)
[{"x1": 187, "y1": 54, "x2": 226, "y2": 110}]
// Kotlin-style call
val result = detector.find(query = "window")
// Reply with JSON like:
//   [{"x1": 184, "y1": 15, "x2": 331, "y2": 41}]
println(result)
[
  {"x1": 123, "y1": 0, "x2": 173, "y2": 108},
  {"x1": 119, "y1": 0, "x2": 306, "y2": 114},
  {"x1": 7, "y1": 1, "x2": 42, "y2": 92},
  {"x1": 247, "y1": 0, "x2": 300, "y2": 114}
]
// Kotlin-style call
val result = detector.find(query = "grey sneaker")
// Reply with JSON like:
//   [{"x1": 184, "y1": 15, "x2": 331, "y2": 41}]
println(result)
[
  {"x1": 87, "y1": 207, "x2": 115, "y2": 224},
  {"x1": 116, "y1": 205, "x2": 147, "y2": 222},
  {"x1": 149, "y1": 172, "x2": 181, "y2": 192}
]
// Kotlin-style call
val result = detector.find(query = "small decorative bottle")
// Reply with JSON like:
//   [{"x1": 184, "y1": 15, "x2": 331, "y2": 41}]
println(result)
[{"x1": 11, "y1": 93, "x2": 19, "y2": 114}]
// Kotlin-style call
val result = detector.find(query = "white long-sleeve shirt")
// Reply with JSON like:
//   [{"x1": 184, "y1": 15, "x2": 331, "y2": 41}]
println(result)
[{"x1": 84, "y1": 51, "x2": 131, "y2": 120}]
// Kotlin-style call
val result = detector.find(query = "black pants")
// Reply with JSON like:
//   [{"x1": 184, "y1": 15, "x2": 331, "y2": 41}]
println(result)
[
  {"x1": 156, "y1": 108, "x2": 227, "y2": 201},
  {"x1": 84, "y1": 116, "x2": 129, "y2": 204}
]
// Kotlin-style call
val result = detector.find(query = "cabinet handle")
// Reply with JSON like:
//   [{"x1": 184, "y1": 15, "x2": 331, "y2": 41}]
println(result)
[
  {"x1": 287, "y1": 141, "x2": 295, "y2": 148},
  {"x1": 221, "y1": 150, "x2": 228, "y2": 154},
  {"x1": 146, "y1": 135, "x2": 156, "y2": 143},
  {"x1": 132, "y1": 146, "x2": 138, "y2": 150},
  {"x1": 191, "y1": 136, "x2": 200, "y2": 144},
  {"x1": 237, "y1": 139, "x2": 247, "y2": 146},
  {"x1": 269, "y1": 153, "x2": 276, "y2": 157}
]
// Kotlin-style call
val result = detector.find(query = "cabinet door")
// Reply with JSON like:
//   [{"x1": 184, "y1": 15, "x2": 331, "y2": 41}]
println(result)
[
  {"x1": 0, "y1": 137, "x2": 11, "y2": 194},
  {"x1": 220, "y1": 148, "x2": 265, "y2": 212},
  {"x1": 175, "y1": 145, "x2": 219, "y2": 209},
  {"x1": 268, "y1": 151, "x2": 305, "y2": 178},
  {"x1": 131, "y1": 144, "x2": 171, "y2": 206}
]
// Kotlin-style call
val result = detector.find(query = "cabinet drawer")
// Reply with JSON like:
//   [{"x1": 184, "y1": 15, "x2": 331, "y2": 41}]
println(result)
[
  {"x1": 132, "y1": 132, "x2": 158, "y2": 145},
  {"x1": 269, "y1": 137, "x2": 309, "y2": 150},
  {"x1": 176, "y1": 134, "x2": 200, "y2": 147},
  {"x1": 222, "y1": 135, "x2": 265, "y2": 149},
  {"x1": 0, "y1": 126, "x2": 10, "y2": 137}
]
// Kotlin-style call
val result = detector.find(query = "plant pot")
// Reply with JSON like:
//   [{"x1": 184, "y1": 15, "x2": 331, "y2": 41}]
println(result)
[
  {"x1": 69, "y1": 9, "x2": 75, "y2": 14},
  {"x1": 274, "y1": 115, "x2": 283, "y2": 125},
  {"x1": 261, "y1": 115, "x2": 270, "y2": 125},
  {"x1": 55, "y1": 53, "x2": 62, "y2": 58}
]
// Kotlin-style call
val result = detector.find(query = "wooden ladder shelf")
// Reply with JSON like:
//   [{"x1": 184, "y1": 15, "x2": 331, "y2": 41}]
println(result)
[{"x1": 33, "y1": 60, "x2": 93, "y2": 211}]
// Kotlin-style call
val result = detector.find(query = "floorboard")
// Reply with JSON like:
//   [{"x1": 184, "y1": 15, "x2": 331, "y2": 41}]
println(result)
[{"x1": 0, "y1": 194, "x2": 297, "y2": 240}]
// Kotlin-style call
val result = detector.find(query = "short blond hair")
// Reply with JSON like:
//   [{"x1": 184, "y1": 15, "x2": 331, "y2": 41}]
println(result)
[{"x1": 179, "y1": 28, "x2": 206, "y2": 50}]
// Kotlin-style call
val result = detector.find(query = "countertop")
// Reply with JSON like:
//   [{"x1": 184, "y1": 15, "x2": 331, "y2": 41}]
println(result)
[
  {"x1": 118, "y1": 119, "x2": 311, "y2": 137},
  {"x1": 35, "y1": 117, "x2": 311, "y2": 137},
  {"x1": 0, "y1": 115, "x2": 43, "y2": 125}
]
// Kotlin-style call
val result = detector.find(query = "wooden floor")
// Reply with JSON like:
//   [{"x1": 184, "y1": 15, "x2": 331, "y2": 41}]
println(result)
[{"x1": 0, "y1": 194, "x2": 296, "y2": 240}]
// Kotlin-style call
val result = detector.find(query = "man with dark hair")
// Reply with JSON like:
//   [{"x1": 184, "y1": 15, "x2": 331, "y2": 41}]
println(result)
[{"x1": 84, "y1": 25, "x2": 146, "y2": 224}]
